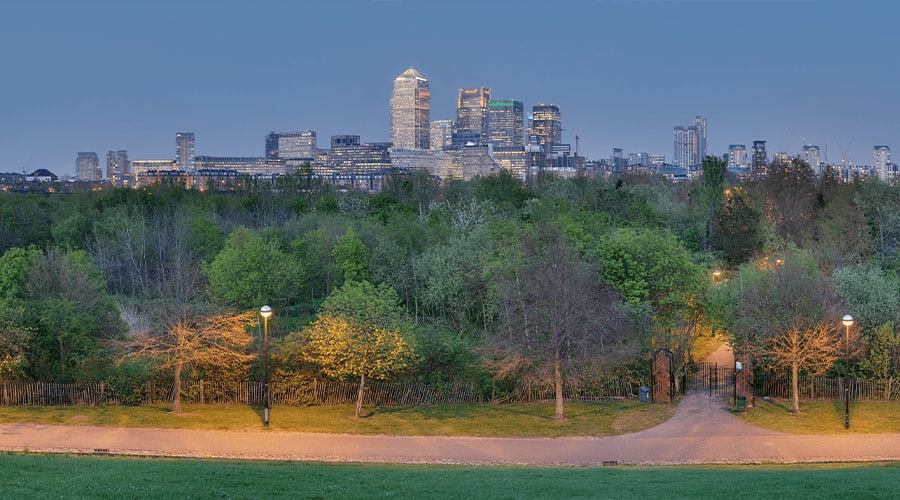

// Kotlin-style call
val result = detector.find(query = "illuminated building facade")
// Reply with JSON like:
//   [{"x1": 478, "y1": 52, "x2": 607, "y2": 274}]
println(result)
[
  {"x1": 391, "y1": 67, "x2": 430, "y2": 150},
  {"x1": 529, "y1": 104, "x2": 562, "y2": 146},
  {"x1": 176, "y1": 132, "x2": 195, "y2": 170},
  {"x1": 76, "y1": 152, "x2": 102, "y2": 181},
  {"x1": 106, "y1": 149, "x2": 130, "y2": 187},
  {"x1": 455, "y1": 87, "x2": 491, "y2": 144}
]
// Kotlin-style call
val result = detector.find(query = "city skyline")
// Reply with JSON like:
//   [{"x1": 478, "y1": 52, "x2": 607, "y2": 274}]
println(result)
[{"x1": 2, "y1": 0, "x2": 898, "y2": 177}]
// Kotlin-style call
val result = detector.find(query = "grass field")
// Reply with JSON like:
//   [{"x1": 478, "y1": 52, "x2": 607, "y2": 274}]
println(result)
[
  {"x1": 738, "y1": 398, "x2": 900, "y2": 434},
  {"x1": 3, "y1": 453, "x2": 899, "y2": 499},
  {"x1": 0, "y1": 401, "x2": 675, "y2": 437}
]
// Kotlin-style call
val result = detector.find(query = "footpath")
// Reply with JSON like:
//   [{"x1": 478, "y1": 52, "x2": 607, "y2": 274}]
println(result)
[{"x1": 2, "y1": 346, "x2": 900, "y2": 465}]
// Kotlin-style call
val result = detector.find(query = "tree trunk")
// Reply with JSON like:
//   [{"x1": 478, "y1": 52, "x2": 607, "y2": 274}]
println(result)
[
  {"x1": 173, "y1": 360, "x2": 183, "y2": 413},
  {"x1": 554, "y1": 357, "x2": 565, "y2": 422},
  {"x1": 791, "y1": 362, "x2": 799, "y2": 414},
  {"x1": 355, "y1": 372, "x2": 366, "y2": 419}
]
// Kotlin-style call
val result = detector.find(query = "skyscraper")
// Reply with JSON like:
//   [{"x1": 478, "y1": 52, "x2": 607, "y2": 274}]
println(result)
[
  {"x1": 673, "y1": 116, "x2": 706, "y2": 169},
  {"x1": 176, "y1": 132, "x2": 195, "y2": 171},
  {"x1": 873, "y1": 145, "x2": 891, "y2": 179},
  {"x1": 76, "y1": 152, "x2": 102, "y2": 181},
  {"x1": 529, "y1": 104, "x2": 562, "y2": 146},
  {"x1": 752, "y1": 140, "x2": 768, "y2": 175},
  {"x1": 455, "y1": 87, "x2": 491, "y2": 144},
  {"x1": 106, "y1": 149, "x2": 130, "y2": 187},
  {"x1": 391, "y1": 67, "x2": 430, "y2": 150},
  {"x1": 487, "y1": 100, "x2": 524, "y2": 148}
]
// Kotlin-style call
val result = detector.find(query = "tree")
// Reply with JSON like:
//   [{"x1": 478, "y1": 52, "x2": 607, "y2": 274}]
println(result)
[
  {"x1": 854, "y1": 178, "x2": 900, "y2": 264},
  {"x1": 696, "y1": 156, "x2": 727, "y2": 250},
  {"x1": 331, "y1": 227, "x2": 370, "y2": 283},
  {"x1": 305, "y1": 314, "x2": 414, "y2": 418},
  {"x1": 204, "y1": 227, "x2": 306, "y2": 312},
  {"x1": 124, "y1": 310, "x2": 257, "y2": 412},
  {"x1": 489, "y1": 226, "x2": 628, "y2": 421},
  {"x1": 594, "y1": 226, "x2": 703, "y2": 334},
  {"x1": 734, "y1": 255, "x2": 844, "y2": 413},
  {"x1": 710, "y1": 186, "x2": 764, "y2": 266}
]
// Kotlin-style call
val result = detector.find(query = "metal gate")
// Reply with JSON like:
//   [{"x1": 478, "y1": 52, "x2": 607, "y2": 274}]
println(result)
[{"x1": 688, "y1": 362, "x2": 735, "y2": 398}]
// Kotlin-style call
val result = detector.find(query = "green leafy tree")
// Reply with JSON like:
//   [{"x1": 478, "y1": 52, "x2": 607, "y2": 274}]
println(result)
[
  {"x1": 710, "y1": 186, "x2": 764, "y2": 266},
  {"x1": 854, "y1": 178, "x2": 900, "y2": 263},
  {"x1": 204, "y1": 227, "x2": 306, "y2": 312},
  {"x1": 331, "y1": 227, "x2": 370, "y2": 283}
]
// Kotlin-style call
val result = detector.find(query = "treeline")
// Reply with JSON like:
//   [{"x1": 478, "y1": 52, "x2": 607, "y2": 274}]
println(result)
[{"x1": 0, "y1": 162, "x2": 898, "y2": 415}]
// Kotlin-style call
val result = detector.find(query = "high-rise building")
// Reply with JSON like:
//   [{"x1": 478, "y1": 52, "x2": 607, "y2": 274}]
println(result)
[
  {"x1": 176, "y1": 132, "x2": 195, "y2": 171},
  {"x1": 265, "y1": 131, "x2": 317, "y2": 160},
  {"x1": 76, "y1": 152, "x2": 102, "y2": 181},
  {"x1": 694, "y1": 115, "x2": 707, "y2": 162},
  {"x1": 455, "y1": 87, "x2": 491, "y2": 144},
  {"x1": 106, "y1": 150, "x2": 130, "y2": 186},
  {"x1": 673, "y1": 116, "x2": 707, "y2": 169},
  {"x1": 752, "y1": 140, "x2": 768, "y2": 175},
  {"x1": 430, "y1": 120, "x2": 454, "y2": 151},
  {"x1": 390, "y1": 67, "x2": 430, "y2": 150},
  {"x1": 728, "y1": 145, "x2": 748, "y2": 168},
  {"x1": 529, "y1": 104, "x2": 562, "y2": 146},
  {"x1": 873, "y1": 145, "x2": 891, "y2": 179},
  {"x1": 803, "y1": 145, "x2": 821, "y2": 174},
  {"x1": 487, "y1": 100, "x2": 524, "y2": 149}
]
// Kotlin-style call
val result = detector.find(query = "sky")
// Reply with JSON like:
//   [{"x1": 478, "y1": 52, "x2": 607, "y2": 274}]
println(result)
[{"x1": 2, "y1": 0, "x2": 899, "y2": 177}]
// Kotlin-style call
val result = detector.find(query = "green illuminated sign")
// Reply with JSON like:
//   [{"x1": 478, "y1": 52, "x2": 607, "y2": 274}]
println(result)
[{"x1": 490, "y1": 101, "x2": 515, "y2": 107}]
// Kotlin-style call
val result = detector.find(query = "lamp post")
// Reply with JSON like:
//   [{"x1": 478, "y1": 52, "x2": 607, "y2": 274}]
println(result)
[
  {"x1": 841, "y1": 314, "x2": 854, "y2": 430},
  {"x1": 260, "y1": 305, "x2": 273, "y2": 427}
]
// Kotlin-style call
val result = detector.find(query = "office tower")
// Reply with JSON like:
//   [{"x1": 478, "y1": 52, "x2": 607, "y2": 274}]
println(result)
[
  {"x1": 430, "y1": 120, "x2": 455, "y2": 151},
  {"x1": 176, "y1": 132, "x2": 195, "y2": 170},
  {"x1": 628, "y1": 152, "x2": 650, "y2": 167},
  {"x1": 752, "y1": 140, "x2": 768, "y2": 175},
  {"x1": 694, "y1": 115, "x2": 707, "y2": 162},
  {"x1": 327, "y1": 136, "x2": 392, "y2": 173},
  {"x1": 803, "y1": 145, "x2": 821, "y2": 173},
  {"x1": 873, "y1": 145, "x2": 891, "y2": 179},
  {"x1": 728, "y1": 145, "x2": 748, "y2": 168},
  {"x1": 106, "y1": 150, "x2": 130, "y2": 186},
  {"x1": 529, "y1": 104, "x2": 562, "y2": 146},
  {"x1": 673, "y1": 116, "x2": 706, "y2": 169},
  {"x1": 487, "y1": 100, "x2": 524, "y2": 148},
  {"x1": 390, "y1": 67, "x2": 430, "y2": 150},
  {"x1": 455, "y1": 87, "x2": 491, "y2": 144},
  {"x1": 76, "y1": 152, "x2": 102, "y2": 181},
  {"x1": 265, "y1": 131, "x2": 317, "y2": 160}
]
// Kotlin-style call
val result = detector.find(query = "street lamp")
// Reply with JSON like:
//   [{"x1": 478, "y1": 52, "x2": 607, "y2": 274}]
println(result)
[
  {"x1": 841, "y1": 314, "x2": 854, "y2": 430},
  {"x1": 260, "y1": 305, "x2": 273, "y2": 427}
]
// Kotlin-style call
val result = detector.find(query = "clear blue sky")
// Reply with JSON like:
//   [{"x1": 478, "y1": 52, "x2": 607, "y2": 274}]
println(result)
[{"x1": 2, "y1": 0, "x2": 898, "y2": 176}]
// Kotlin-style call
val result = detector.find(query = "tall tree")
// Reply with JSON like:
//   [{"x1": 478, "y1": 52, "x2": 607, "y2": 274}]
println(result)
[
  {"x1": 734, "y1": 255, "x2": 844, "y2": 413},
  {"x1": 331, "y1": 227, "x2": 370, "y2": 283},
  {"x1": 710, "y1": 186, "x2": 764, "y2": 266},
  {"x1": 490, "y1": 226, "x2": 628, "y2": 421},
  {"x1": 124, "y1": 310, "x2": 257, "y2": 412}
]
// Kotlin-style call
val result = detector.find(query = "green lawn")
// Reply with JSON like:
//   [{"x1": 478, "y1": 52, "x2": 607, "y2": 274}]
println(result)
[
  {"x1": 3, "y1": 453, "x2": 899, "y2": 499},
  {"x1": 0, "y1": 401, "x2": 674, "y2": 437},
  {"x1": 738, "y1": 398, "x2": 900, "y2": 434}
]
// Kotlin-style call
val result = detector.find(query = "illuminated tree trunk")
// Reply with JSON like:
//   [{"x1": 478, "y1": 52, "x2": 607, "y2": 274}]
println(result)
[
  {"x1": 554, "y1": 357, "x2": 565, "y2": 421},
  {"x1": 791, "y1": 361, "x2": 799, "y2": 414},
  {"x1": 355, "y1": 372, "x2": 366, "y2": 419},
  {"x1": 173, "y1": 360, "x2": 183, "y2": 413}
]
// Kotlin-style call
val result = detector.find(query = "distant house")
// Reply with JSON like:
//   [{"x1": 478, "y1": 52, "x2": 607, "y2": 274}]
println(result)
[{"x1": 26, "y1": 169, "x2": 58, "y2": 182}]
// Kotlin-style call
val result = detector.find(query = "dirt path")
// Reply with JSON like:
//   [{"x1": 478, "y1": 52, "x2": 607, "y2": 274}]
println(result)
[
  {"x1": 3, "y1": 345, "x2": 899, "y2": 465},
  {"x1": 3, "y1": 392, "x2": 900, "y2": 465}
]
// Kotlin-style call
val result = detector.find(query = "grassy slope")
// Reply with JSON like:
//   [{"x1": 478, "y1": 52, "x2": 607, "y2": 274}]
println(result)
[
  {"x1": 0, "y1": 401, "x2": 675, "y2": 437},
  {"x1": 3, "y1": 454, "x2": 899, "y2": 499}
]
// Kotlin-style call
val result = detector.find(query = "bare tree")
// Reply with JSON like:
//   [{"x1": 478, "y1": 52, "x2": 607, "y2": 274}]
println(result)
[
  {"x1": 124, "y1": 311, "x2": 257, "y2": 412},
  {"x1": 488, "y1": 226, "x2": 628, "y2": 421},
  {"x1": 735, "y1": 254, "x2": 847, "y2": 413}
]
